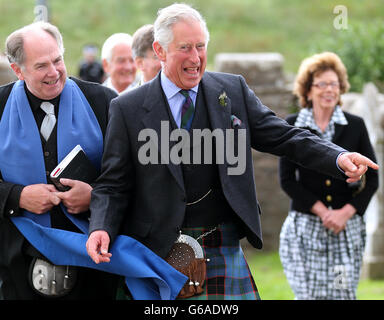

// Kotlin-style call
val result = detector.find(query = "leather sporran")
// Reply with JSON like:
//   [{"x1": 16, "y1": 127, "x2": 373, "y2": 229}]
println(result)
[{"x1": 165, "y1": 234, "x2": 206, "y2": 299}]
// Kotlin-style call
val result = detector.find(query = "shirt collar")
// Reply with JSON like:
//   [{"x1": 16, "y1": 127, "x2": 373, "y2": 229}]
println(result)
[
  {"x1": 103, "y1": 77, "x2": 139, "y2": 95},
  {"x1": 24, "y1": 82, "x2": 60, "y2": 112},
  {"x1": 294, "y1": 105, "x2": 348, "y2": 130},
  {"x1": 160, "y1": 71, "x2": 199, "y2": 99}
]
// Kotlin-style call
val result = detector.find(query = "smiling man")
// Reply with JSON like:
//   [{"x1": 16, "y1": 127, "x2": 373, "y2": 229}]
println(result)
[
  {"x1": 132, "y1": 24, "x2": 162, "y2": 85},
  {"x1": 87, "y1": 3, "x2": 378, "y2": 300},
  {"x1": 101, "y1": 33, "x2": 138, "y2": 94},
  {"x1": 0, "y1": 22, "x2": 118, "y2": 299}
]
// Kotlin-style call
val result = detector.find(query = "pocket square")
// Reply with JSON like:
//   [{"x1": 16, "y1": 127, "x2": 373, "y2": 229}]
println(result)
[{"x1": 231, "y1": 115, "x2": 242, "y2": 128}]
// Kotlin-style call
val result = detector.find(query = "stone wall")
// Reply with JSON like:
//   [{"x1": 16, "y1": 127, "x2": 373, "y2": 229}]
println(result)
[{"x1": 215, "y1": 53, "x2": 296, "y2": 251}]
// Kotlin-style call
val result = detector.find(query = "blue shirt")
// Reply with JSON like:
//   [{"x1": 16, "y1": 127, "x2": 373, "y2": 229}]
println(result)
[{"x1": 160, "y1": 72, "x2": 198, "y2": 128}]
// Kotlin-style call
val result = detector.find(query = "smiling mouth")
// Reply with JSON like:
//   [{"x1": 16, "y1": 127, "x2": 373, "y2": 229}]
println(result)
[
  {"x1": 322, "y1": 95, "x2": 336, "y2": 100},
  {"x1": 43, "y1": 78, "x2": 59, "y2": 85},
  {"x1": 184, "y1": 67, "x2": 199, "y2": 75}
]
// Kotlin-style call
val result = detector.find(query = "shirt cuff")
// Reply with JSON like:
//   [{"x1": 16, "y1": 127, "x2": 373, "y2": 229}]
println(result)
[
  {"x1": 5, "y1": 184, "x2": 24, "y2": 217},
  {"x1": 336, "y1": 152, "x2": 346, "y2": 174}
]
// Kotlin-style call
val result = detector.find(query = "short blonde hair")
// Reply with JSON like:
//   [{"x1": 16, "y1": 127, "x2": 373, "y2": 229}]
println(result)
[{"x1": 294, "y1": 52, "x2": 350, "y2": 108}]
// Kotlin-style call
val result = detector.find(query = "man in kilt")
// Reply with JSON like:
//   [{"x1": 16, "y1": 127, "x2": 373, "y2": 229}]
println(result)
[{"x1": 86, "y1": 3, "x2": 378, "y2": 300}]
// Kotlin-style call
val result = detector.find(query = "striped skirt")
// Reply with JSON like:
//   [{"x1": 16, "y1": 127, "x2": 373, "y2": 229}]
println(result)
[
  {"x1": 279, "y1": 211, "x2": 366, "y2": 300},
  {"x1": 180, "y1": 223, "x2": 260, "y2": 300}
]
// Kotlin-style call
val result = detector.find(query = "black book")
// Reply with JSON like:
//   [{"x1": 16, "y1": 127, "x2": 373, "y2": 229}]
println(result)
[{"x1": 50, "y1": 145, "x2": 99, "y2": 191}]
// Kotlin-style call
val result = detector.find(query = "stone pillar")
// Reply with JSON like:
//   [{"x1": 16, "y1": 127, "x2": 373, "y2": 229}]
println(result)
[
  {"x1": 343, "y1": 83, "x2": 384, "y2": 279},
  {"x1": 361, "y1": 84, "x2": 384, "y2": 279},
  {"x1": 215, "y1": 53, "x2": 296, "y2": 250}
]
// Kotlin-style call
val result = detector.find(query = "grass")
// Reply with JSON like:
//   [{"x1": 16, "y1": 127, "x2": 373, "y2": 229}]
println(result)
[
  {"x1": 247, "y1": 250, "x2": 384, "y2": 300},
  {"x1": 247, "y1": 250, "x2": 294, "y2": 300},
  {"x1": 0, "y1": 0, "x2": 383, "y2": 76}
]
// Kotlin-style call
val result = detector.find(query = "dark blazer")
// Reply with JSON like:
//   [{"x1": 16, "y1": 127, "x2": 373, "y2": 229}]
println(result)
[
  {"x1": 279, "y1": 112, "x2": 378, "y2": 215},
  {"x1": 89, "y1": 71, "x2": 349, "y2": 258},
  {"x1": 0, "y1": 77, "x2": 117, "y2": 299}
]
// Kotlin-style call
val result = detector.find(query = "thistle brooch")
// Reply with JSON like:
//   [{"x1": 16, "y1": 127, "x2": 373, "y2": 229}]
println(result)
[{"x1": 218, "y1": 91, "x2": 227, "y2": 107}]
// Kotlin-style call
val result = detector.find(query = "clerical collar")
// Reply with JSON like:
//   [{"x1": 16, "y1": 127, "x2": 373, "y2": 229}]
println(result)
[{"x1": 24, "y1": 82, "x2": 61, "y2": 112}]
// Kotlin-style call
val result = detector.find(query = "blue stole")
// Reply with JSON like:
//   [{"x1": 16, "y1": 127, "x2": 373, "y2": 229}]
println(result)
[{"x1": 0, "y1": 79, "x2": 186, "y2": 300}]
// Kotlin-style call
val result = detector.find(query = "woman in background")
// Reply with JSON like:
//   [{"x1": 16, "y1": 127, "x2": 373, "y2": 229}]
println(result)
[{"x1": 279, "y1": 52, "x2": 378, "y2": 300}]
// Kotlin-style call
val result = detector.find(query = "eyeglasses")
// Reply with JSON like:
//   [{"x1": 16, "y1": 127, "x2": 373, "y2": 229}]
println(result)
[{"x1": 312, "y1": 81, "x2": 340, "y2": 89}]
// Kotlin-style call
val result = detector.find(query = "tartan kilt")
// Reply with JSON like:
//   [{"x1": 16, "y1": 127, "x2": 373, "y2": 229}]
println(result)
[{"x1": 180, "y1": 223, "x2": 260, "y2": 300}]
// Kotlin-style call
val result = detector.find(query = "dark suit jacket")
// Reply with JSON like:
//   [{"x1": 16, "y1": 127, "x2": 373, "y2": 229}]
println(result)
[
  {"x1": 90, "y1": 71, "x2": 347, "y2": 258},
  {"x1": 279, "y1": 112, "x2": 378, "y2": 215},
  {"x1": 0, "y1": 77, "x2": 117, "y2": 299}
]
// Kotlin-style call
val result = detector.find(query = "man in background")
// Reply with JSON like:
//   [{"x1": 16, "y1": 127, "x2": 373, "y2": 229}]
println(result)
[
  {"x1": 132, "y1": 24, "x2": 161, "y2": 85},
  {"x1": 0, "y1": 53, "x2": 17, "y2": 86},
  {"x1": 78, "y1": 44, "x2": 104, "y2": 84},
  {"x1": 101, "y1": 33, "x2": 138, "y2": 94}
]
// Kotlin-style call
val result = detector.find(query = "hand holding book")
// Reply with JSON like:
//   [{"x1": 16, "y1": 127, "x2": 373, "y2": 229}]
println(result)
[
  {"x1": 50, "y1": 145, "x2": 98, "y2": 191},
  {"x1": 50, "y1": 145, "x2": 98, "y2": 213},
  {"x1": 55, "y1": 179, "x2": 93, "y2": 214}
]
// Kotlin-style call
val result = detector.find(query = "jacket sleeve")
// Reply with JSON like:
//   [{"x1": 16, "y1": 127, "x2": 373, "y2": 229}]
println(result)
[
  {"x1": 89, "y1": 98, "x2": 135, "y2": 242},
  {"x1": 0, "y1": 83, "x2": 25, "y2": 221},
  {"x1": 239, "y1": 75, "x2": 346, "y2": 179},
  {"x1": 0, "y1": 172, "x2": 24, "y2": 220}
]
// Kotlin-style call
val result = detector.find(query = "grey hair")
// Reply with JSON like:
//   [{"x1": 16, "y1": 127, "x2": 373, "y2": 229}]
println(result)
[
  {"x1": 132, "y1": 24, "x2": 155, "y2": 59},
  {"x1": 5, "y1": 21, "x2": 64, "y2": 66},
  {"x1": 154, "y1": 3, "x2": 210, "y2": 51},
  {"x1": 101, "y1": 33, "x2": 132, "y2": 62}
]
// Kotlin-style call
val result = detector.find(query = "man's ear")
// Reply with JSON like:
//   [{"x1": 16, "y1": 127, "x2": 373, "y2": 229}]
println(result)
[
  {"x1": 10, "y1": 63, "x2": 24, "y2": 80},
  {"x1": 102, "y1": 58, "x2": 109, "y2": 73},
  {"x1": 152, "y1": 41, "x2": 166, "y2": 62}
]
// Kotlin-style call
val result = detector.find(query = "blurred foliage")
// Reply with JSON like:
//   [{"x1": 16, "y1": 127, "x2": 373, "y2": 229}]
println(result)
[
  {"x1": 0, "y1": 0, "x2": 383, "y2": 92},
  {"x1": 310, "y1": 21, "x2": 384, "y2": 92}
]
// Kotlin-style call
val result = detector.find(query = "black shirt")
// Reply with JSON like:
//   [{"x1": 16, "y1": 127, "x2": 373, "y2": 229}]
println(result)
[{"x1": 25, "y1": 82, "x2": 60, "y2": 128}]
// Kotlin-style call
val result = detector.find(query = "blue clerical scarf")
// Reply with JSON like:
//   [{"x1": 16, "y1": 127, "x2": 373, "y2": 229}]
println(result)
[{"x1": 0, "y1": 79, "x2": 186, "y2": 300}]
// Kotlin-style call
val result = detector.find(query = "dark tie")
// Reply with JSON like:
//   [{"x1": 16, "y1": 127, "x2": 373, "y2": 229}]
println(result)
[
  {"x1": 40, "y1": 102, "x2": 56, "y2": 141},
  {"x1": 180, "y1": 90, "x2": 195, "y2": 131}
]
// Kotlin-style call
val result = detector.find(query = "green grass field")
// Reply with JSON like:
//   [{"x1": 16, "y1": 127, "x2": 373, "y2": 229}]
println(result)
[
  {"x1": 247, "y1": 250, "x2": 384, "y2": 300},
  {"x1": 1, "y1": 0, "x2": 383, "y2": 77}
]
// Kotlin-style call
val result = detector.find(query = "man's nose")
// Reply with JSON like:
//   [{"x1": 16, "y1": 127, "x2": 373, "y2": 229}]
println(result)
[
  {"x1": 47, "y1": 63, "x2": 59, "y2": 76},
  {"x1": 124, "y1": 60, "x2": 136, "y2": 71},
  {"x1": 189, "y1": 47, "x2": 200, "y2": 64}
]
